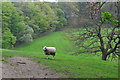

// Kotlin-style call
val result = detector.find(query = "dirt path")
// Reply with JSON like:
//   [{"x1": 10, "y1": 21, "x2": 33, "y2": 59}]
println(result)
[{"x1": 2, "y1": 56, "x2": 64, "y2": 78}]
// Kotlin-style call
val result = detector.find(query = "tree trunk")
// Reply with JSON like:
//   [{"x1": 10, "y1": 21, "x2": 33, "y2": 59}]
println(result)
[{"x1": 102, "y1": 53, "x2": 107, "y2": 61}]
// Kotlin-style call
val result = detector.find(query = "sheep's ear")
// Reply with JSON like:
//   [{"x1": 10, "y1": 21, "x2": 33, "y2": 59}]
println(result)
[{"x1": 45, "y1": 47, "x2": 47, "y2": 50}]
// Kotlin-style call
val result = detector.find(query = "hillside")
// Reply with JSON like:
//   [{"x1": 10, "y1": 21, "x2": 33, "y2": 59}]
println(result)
[{"x1": 2, "y1": 31, "x2": 118, "y2": 78}]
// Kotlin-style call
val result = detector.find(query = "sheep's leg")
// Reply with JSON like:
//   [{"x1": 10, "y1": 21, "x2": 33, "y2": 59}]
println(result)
[
  {"x1": 52, "y1": 55, "x2": 55, "y2": 59},
  {"x1": 52, "y1": 53, "x2": 55, "y2": 59},
  {"x1": 52, "y1": 56, "x2": 54, "y2": 59},
  {"x1": 46, "y1": 55, "x2": 49, "y2": 59}
]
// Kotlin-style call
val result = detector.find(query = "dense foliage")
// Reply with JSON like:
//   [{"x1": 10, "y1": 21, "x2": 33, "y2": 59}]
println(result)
[{"x1": 2, "y1": 2, "x2": 67, "y2": 49}]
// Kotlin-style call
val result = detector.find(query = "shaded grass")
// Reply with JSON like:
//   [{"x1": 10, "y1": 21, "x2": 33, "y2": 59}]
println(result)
[{"x1": 2, "y1": 31, "x2": 118, "y2": 78}]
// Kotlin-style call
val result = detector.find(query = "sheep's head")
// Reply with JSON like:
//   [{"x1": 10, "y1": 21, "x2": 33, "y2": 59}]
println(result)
[{"x1": 43, "y1": 46, "x2": 47, "y2": 50}]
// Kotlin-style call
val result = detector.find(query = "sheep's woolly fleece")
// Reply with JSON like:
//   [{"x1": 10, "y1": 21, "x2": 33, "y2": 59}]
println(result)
[
  {"x1": 2, "y1": 56, "x2": 64, "y2": 78},
  {"x1": 43, "y1": 46, "x2": 56, "y2": 52}
]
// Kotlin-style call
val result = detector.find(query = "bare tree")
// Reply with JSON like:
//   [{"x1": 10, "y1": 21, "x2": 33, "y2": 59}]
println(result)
[{"x1": 68, "y1": 2, "x2": 120, "y2": 60}]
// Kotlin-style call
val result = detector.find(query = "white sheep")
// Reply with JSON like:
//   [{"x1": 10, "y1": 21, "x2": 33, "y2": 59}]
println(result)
[{"x1": 43, "y1": 46, "x2": 56, "y2": 59}]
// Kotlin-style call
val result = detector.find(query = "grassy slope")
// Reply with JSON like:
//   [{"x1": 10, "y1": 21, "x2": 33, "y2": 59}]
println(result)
[{"x1": 2, "y1": 31, "x2": 118, "y2": 78}]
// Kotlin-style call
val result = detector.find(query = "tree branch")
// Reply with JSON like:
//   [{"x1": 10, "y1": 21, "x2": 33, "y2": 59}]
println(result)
[{"x1": 107, "y1": 37, "x2": 120, "y2": 55}]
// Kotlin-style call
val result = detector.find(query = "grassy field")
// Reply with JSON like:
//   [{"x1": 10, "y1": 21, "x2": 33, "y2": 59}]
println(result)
[{"x1": 2, "y1": 31, "x2": 118, "y2": 78}]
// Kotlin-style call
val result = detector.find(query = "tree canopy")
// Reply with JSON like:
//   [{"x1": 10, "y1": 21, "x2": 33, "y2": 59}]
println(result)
[{"x1": 2, "y1": 2, "x2": 67, "y2": 48}]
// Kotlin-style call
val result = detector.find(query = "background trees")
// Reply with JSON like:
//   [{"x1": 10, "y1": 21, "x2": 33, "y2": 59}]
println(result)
[
  {"x1": 55, "y1": 8, "x2": 67, "y2": 30},
  {"x1": 2, "y1": 2, "x2": 67, "y2": 48},
  {"x1": 2, "y1": 27, "x2": 16, "y2": 49},
  {"x1": 2, "y1": 2, "x2": 26, "y2": 48},
  {"x1": 67, "y1": 2, "x2": 120, "y2": 60}
]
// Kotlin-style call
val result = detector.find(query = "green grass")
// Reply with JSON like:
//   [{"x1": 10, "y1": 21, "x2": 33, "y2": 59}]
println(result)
[
  {"x1": 15, "y1": 31, "x2": 74, "y2": 54},
  {"x1": 2, "y1": 31, "x2": 118, "y2": 78}
]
